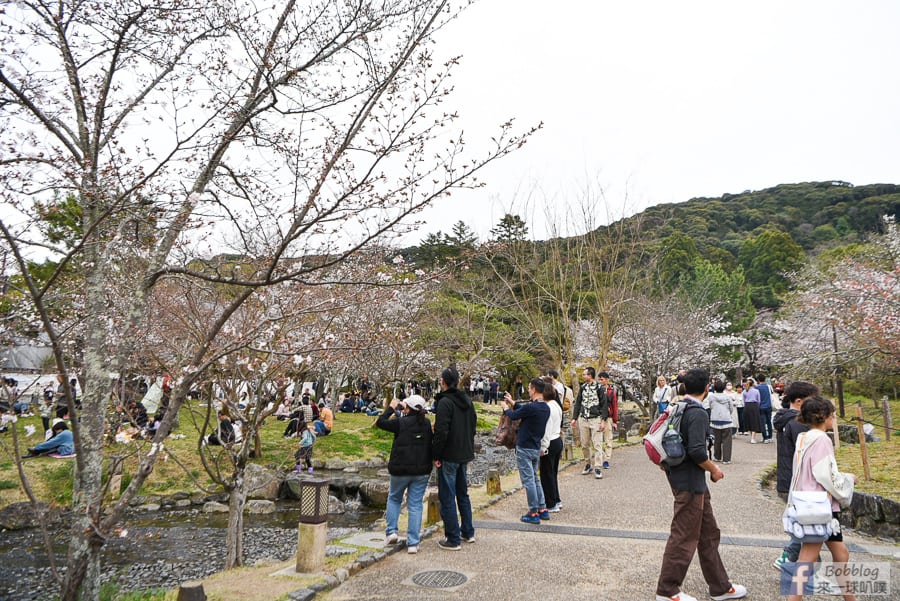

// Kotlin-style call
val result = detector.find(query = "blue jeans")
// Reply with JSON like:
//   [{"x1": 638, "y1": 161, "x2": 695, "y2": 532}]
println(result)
[
  {"x1": 313, "y1": 420, "x2": 330, "y2": 436},
  {"x1": 516, "y1": 446, "x2": 545, "y2": 513},
  {"x1": 385, "y1": 474, "x2": 430, "y2": 547},
  {"x1": 437, "y1": 461, "x2": 474, "y2": 545},
  {"x1": 783, "y1": 536, "x2": 801, "y2": 561}
]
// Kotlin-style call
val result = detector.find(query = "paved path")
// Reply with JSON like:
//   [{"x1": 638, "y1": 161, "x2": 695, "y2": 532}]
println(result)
[{"x1": 320, "y1": 436, "x2": 898, "y2": 601}]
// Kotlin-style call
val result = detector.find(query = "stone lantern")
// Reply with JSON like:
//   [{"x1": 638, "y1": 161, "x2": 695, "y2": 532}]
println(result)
[{"x1": 296, "y1": 478, "x2": 329, "y2": 573}]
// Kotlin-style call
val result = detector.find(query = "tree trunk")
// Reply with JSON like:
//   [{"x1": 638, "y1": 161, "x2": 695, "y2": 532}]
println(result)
[
  {"x1": 61, "y1": 285, "x2": 120, "y2": 600},
  {"x1": 224, "y1": 473, "x2": 246, "y2": 569}
]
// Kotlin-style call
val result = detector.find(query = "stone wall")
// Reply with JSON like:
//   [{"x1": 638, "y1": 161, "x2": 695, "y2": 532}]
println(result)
[{"x1": 840, "y1": 491, "x2": 900, "y2": 541}]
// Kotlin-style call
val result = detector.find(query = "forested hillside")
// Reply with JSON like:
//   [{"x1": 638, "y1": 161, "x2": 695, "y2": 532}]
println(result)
[{"x1": 637, "y1": 181, "x2": 900, "y2": 255}]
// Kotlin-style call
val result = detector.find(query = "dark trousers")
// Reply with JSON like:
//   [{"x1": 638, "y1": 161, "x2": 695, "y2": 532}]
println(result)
[
  {"x1": 712, "y1": 428, "x2": 732, "y2": 462},
  {"x1": 437, "y1": 461, "x2": 474, "y2": 546},
  {"x1": 656, "y1": 489, "x2": 732, "y2": 598},
  {"x1": 760, "y1": 407, "x2": 773, "y2": 440},
  {"x1": 736, "y1": 407, "x2": 745, "y2": 433},
  {"x1": 539, "y1": 437, "x2": 563, "y2": 508}
]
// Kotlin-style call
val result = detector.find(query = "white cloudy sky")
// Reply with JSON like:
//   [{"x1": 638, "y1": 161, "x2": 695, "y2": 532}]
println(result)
[{"x1": 405, "y1": 0, "x2": 900, "y2": 243}]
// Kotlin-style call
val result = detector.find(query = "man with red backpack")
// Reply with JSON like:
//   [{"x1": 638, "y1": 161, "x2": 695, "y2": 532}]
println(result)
[{"x1": 596, "y1": 371, "x2": 618, "y2": 470}]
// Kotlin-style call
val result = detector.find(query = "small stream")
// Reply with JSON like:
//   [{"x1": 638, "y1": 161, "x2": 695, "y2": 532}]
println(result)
[
  {"x1": 0, "y1": 474, "x2": 386, "y2": 600},
  {"x1": 1, "y1": 439, "x2": 517, "y2": 600}
]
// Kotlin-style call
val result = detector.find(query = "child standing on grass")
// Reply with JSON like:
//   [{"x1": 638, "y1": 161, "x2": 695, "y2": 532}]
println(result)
[{"x1": 294, "y1": 418, "x2": 316, "y2": 473}]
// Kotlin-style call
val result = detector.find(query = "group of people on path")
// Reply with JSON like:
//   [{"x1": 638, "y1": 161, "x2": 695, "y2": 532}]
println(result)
[
  {"x1": 652, "y1": 368, "x2": 856, "y2": 601},
  {"x1": 358, "y1": 363, "x2": 859, "y2": 601},
  {"x1": 376, "y1": 366, "x2": 476, "y2": 554}
]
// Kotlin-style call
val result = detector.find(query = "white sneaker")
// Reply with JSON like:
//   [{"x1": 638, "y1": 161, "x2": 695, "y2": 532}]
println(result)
[
  {"x1": 385, "y1": 532, "x2": 399, "y2": 545},
  {"x1": 710, "y1": 584, "x2": 747, "y2": 600},
  {"x1": 407, "y1": 545, "x2": 418, "y2": 554},
  {"x1": 655, "y1": 592, "x2": 698, "y2": 601}
]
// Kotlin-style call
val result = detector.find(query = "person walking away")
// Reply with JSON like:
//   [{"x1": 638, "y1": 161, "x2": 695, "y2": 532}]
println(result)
[
  {"x1": 772, "y1": 381, "x2": 819, "y2": 570},
  {"x1": 741, "y1": 378, "x2": 762, "y2": 444},
  {"x1": 655, "y1": 367, "x2": 747, "y2": 601},
  {"x1": 707, "y1": 379, "x2": 734, "y2": 463},
  {"x1": 500, "y1": 379, "x2": 551, "y2": 524},
  {"x1": 432, "y1": 366, "x2": 476, "y2": 551},
  {"x1": 376, "y1": 394, "x2": 433, "y2": 554},
  {"x1": 654, "y1": 375, "x2": 673, "y2": 418},
  {"x1": 294, "y1": 419, "x2": 316, "y2": 473},
  {"x1": 596, "y1": 371, "x2": 618, "y2": 469},
  {"x1": 785, "y1": 396, "x2": 856, "y2": 601},
  {"x1": 538, "y1": 377, "x2": 564, "y2": 513},
  {"x1": 570, "y1": 366, "x2": 608, "y2": 479},
  {"x1": 757, "y1": 375, "x2": 775, "y2": 443}
]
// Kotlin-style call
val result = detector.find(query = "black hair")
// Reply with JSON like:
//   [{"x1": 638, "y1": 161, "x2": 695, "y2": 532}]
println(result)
[
  {"x1": 682, "y1": 368, "x2": 710, "y2": 396},
  {"x1": 712, "y1": 378, "x2": 726, "y2": 393},
  {"x1": 530, "y1": 377, "x2": 546, "y2": 394},
  {"x1": 441, "y1": 367, "x2": 459, "y2": 389},
  {"x1": 583, "y1": 366, "x2": 596, "y2": 379},
  {"x1": 783, "y1": 381, "x2": 819, "y2": 403},
  {"x1": 540, "y1": 376, "x2": 557, "y2": 401},
  {"x1": 52, "y1": 421, "x2": 69, "y2": 433},
  {"x1": 547, "y1": 369, "x2": 559, "y2": 379},
  {"x1": 799, "y1": 396, "x2": 834, "y2": 426}
]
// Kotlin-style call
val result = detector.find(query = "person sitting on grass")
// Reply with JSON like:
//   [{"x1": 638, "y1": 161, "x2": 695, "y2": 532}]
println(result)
[{"x1": 23, "y1": 421, "x2": 74, "y2": 457}]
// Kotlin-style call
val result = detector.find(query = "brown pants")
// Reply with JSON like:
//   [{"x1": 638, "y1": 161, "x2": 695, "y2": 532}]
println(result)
[{"x1": 656, "y1": 489, "x2": 732, "y2": 598}]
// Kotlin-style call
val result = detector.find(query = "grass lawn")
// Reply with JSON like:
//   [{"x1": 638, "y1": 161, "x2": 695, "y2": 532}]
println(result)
[
  {"x1": 833, "y1": 395, "x2": 900, "y2": 501},
  {"x1": 0, "y1": 399, "x2": 506, "y2": 507}
]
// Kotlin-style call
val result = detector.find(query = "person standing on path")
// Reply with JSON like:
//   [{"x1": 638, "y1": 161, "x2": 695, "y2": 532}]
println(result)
[
  {"x1": 785, "y1": 396, "x2": 856, "y2": 601},
  {"x1": 376, "y1": 394, "x2": 433, "y2": 554},
  {"x1": 707, "y1": 379, "x2": 734, "y2": 463},
  {"x1": 538, "y1": 377, "x2": 563, "y2": 513},
  {"x1": 741, "y1": 378, "x2": 762, "y2": 444},
  {"x1": 500, "y1": 378, "x2": 551, "y2": 524},
  {"x1": 432, "y1": 366, "x2": 477, "y2": 551},
  {"x1": 596, "y1": 371, "x2": 618, "y2": 469},
  {"x1": 570, "y1": 366, "x2": 609, "y2": 479},
  {"x1": 756, "y1": 375, "x2": 775, "y2": 443},
  {"x1": 654, "y1": 375, "x2": 674, "y2": 418},
  {"x1": 772, "y1": 381, "x2": 819, "y2": 570},
  {"x1": 655, "y1": 367, "x2": 748, "y2": 601}
]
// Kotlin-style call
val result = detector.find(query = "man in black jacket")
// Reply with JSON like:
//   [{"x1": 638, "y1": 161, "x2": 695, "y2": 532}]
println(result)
[
  {"x1": 432, "y1": 366, "x2": 476, "y2": 551},
  {"x1": 655, "y1": 368, "x2": 747, "y2": 601}
]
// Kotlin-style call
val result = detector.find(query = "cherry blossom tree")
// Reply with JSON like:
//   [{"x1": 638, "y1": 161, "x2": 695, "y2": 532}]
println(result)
[{"x1": 0, "y1": 1, "x2": 533, "y2": 598}]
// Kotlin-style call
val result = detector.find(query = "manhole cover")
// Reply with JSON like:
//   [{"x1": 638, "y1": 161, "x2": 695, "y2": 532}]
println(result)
[{"x1": 411, "y1": 570, "x2": 468, "y2": 589}]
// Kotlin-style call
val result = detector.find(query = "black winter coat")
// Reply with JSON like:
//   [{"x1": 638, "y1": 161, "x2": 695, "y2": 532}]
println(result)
[
  {"x1": 432, "y1": 387, "x2": 476, "y2": 463},
  {"x1": 773, "y1": 407, "x2": 809, "y2": 493},
  {"x1": 376, "y1": 407, "x2": 433, "y2": 476}
]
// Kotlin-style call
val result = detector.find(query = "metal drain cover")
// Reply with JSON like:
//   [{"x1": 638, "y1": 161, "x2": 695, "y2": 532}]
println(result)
[{"x1": 411, "y1": 570, "x2": 468, "y2": 589}]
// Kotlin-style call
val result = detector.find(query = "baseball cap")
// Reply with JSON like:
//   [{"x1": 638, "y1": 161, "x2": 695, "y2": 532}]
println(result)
[{"x1": 404, "y1": 395, "x2": 426, "y2": 411}]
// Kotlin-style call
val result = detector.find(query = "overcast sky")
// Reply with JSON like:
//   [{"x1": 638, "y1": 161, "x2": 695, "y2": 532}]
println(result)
[{"x1": 405, "y1": 0, "x2": 900, "y2": 244}]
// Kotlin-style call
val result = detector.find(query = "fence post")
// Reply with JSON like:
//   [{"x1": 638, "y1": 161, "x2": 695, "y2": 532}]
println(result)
[
  {"x1": 855, "y1": 403, "x2": 871, "y2": 481},
  {"x1": 882, "y1": 395, "x2": 892, "y2": 442}
]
